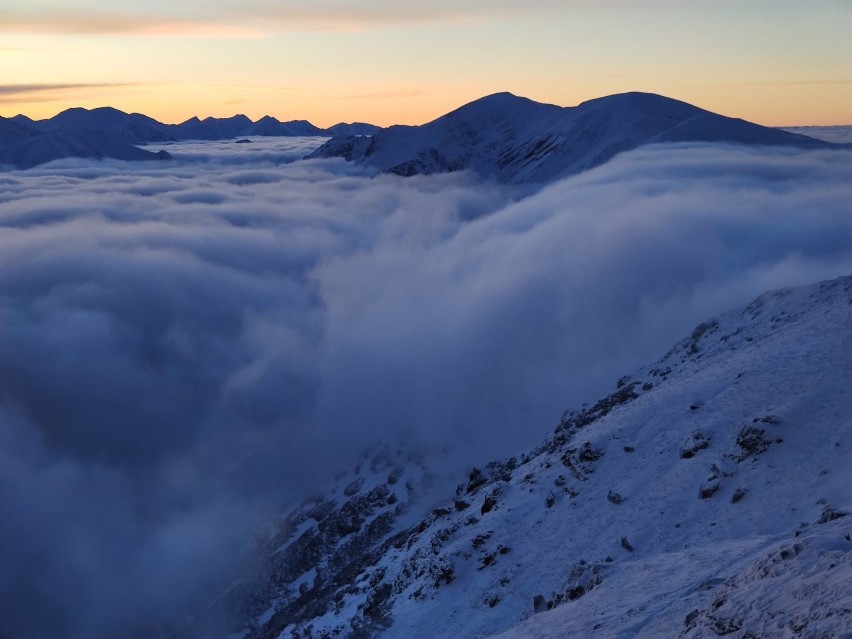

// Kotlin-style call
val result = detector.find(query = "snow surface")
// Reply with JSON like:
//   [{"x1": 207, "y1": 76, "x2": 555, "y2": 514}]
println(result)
[
  {"x1": 308, "y1": 92, "x2": 833, "y2": 184},
  {"x1": 186, "y1": 275, "x2": 851, "y2": 639},
  {"x1": 0, "y1": 130, "x2": 171, "y2": 169}
]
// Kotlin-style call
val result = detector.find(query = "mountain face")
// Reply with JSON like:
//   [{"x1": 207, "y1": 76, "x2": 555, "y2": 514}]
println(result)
[
  {"x1": 0, "y1": 130, "x2": 171, "y2": 169},
  {"x1": 0, "y1": 108, "x2": 377, "y2": 167},
  {"x1": 13, "y1": 108, "x2": 338, "y2": 143},
  {"x1": 37, "y1": 106, "x2": 178, "y2": 143},
  {"x1": 172, "y1": 276, "x2": 852, "y2": 639},
  {"x1": 171, "y1": 114, "x2": 255, "y2": 140},
  {"x1": 307, "y1": 92, "x2": 832, "y2": 183},
  {"x1": 0, "y1": 116, "x2": 39, "y2": 146},
  {"x1": 327, "y1": 122, "x2": 382, "y2": 137}
]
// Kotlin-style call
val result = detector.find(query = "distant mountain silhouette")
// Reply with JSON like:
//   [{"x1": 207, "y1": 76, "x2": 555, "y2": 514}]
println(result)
[
  {"x1": 1, "y1": 93, "x2": 836, "y2": 171},
  {"x1": 326, "y1": 122, "x2": 381, "y2": 137},
  {"x1": 308, "y1": 91, "x2": 833, "y2": 183},
  {"x1": 0, "y1": 106, "x2": 387, "y2": 168}
]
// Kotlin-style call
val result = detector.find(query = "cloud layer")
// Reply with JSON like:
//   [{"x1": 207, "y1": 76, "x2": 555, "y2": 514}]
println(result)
[{"x1": 1, "y1": 138, "x2": 851, "y2": 637}]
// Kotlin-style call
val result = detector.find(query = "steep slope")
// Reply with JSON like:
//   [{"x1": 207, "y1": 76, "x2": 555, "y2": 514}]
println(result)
[
  {"x1": 190, "y1": 275, "x2": 851, "y2": 639},
  {"x1": 307, "y1": 91, "x2": 832, "y2": 183},
  {"x1": 169, "y1": 450, "x2": 438, "y2": 639},
  {"x1": 0, "y1": 131, "x2": 172, "y2": 169}
]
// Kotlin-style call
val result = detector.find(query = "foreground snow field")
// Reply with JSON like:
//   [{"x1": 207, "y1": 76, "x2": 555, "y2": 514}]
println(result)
[{"x1": 177, "y1": 276, "x2": 851, "y2": 639}]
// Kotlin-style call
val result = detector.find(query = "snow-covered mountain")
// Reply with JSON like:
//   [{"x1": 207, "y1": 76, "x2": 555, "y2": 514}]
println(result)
[
  {"x1": 170, "y1": 275, "x2": 852, "y2": 639},
  {"x1": 0, "y1": 116, "x2": 38, "y2": 146},
  {"x1": 2, "y1": 108, "x2": 343, "y2": 145},
  {"x1": 239, "y1": 116, "x2": 321, "y2": 137},
  {"x1": 0, "y1": 108, "x2": 382, "y2": 167},
  {"x1": 307, "y1": 92, "x2": 833, "y2": 183},
  {"x1": 36, "y1": 106, "x2": 177, "y2": 143},
  {"x1": 327, "y1": 122, "x2": 382, "y2": 137},
  {"x1": 172, "y1": 114, "x2": 255, "y2": 140},
  {"x1": 0, "y1": 130, "x2": 171, "y2": 169}
]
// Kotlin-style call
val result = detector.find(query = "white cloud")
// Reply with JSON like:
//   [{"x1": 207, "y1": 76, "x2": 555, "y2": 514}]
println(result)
[{"x1": 0, "y1": 138, "x2": 850, "y2": 637}]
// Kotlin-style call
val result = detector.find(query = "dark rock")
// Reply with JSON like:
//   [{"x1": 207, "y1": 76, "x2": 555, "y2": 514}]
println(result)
[
  {"x1": 472, "y1": 533, "x2": 490, "y2": 550},
  {"x1": 480, "y1": 495, "x2": 498, "y2": 515},
  {"x1": 607, "y1": 490, "x2": 625, "y2": 505},
  {"x1": 620, "y1": 537, "x2": 635, "y2": 552},
  {"x1": 454, "y1": 499, "x2": 469, "y2": 511},
  {"x1": 731, "y1": 487, "x2": 747, "y2": 504},
  {"x1": 533, "y1": 594, "x2": 548, "y2": 614},
  {"x1": 684, "y1": 609, "x2": 701, "y2": 627},
  {"x1": 681, "y1": 430, "x2": 710, "y2": 459},
  {"x1": 484, "y1": 593, "x2": 500, "y2": 608},
  {"x1": 578, "y1": 442, "x2": 604, "y2": 463},
  {"x1": 816, "y1": 507, "x2": 847, "y2": 524},
  {"x1": 545, "y1": 491, "x2": 556, "y2": 508},
  {"x1": 433, "y1": 565, "x2": 454, "y2": 588},
  {"x1": 567, "y1": 585, "x2": 585, "y2": 600},
  {"x1": 699, "y1": 483, "x2": 720, "y2": 499},
  {"x1": 734, "y1": 426, "x2": 773, "y2": 461},
  {"x1": 466, "y1": 468, "x2": 487, "y2": 494}
]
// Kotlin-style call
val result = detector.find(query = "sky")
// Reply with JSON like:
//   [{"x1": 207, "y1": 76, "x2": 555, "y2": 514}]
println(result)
[{"x1": 1, "y1": 0, "x2": 850, "y2": 126}]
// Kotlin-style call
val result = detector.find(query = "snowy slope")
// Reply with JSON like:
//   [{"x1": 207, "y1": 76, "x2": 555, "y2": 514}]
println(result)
[
  {"x1": 1, "y1": 108, "x2": 350, "y2": 150},
  {"x1": 307, "y1": 92, "x2": 832, "y2": 183},
  {"x1": 0, "y1": 115, "x2": 38, "y2": 145},
  {"x1": 327, "y1": 122, "x2": 382, "y2": 137},
  {"x1": 0, "y1": 131, "x2": 172, "y2": 169},
  {"x1": 191, "y1": 275, "x2": 851, "y2": 639},
  {"x1": 38, "y1": 106, "x2": 178, "y2": 143},
  {"x1": 171, "y1": 114, "x2": 255, "y2": 140},
  {"x1": 169, "y1": 450, "x2": 439, "y2": 639}
]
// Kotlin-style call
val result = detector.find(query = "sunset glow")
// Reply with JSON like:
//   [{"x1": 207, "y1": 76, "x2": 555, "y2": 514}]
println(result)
[{"x1": 1, "y1": 0, "x2": 850, "y2": 126}]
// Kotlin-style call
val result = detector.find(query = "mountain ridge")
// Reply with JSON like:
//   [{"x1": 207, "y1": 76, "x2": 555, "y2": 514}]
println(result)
[
  {"x1": 308, "y1": 91, "x2": 835, "y2": 183},
  {"x1": 1, "y1": 91, "x2": 839, "y2": 170},
  {"x1": 0, "y1": 108, "x2": 380, "y2": 168},
  {"x1": 170, "y1": 274, "x2": 852, "y2": 639}
]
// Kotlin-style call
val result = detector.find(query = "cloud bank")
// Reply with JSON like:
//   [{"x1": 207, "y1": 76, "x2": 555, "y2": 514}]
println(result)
[{"x1": 0, "y1": 138, "x2": 850, "y2": 638}]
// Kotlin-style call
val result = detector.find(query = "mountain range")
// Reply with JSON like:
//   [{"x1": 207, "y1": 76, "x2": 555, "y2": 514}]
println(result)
[
  {"x1": 169, "y1": 275, "x2": 852, "y2": 639},
  {"x1": 0, "y1": 107, "x2": 379, "y2": 169},
  {"x1": 308, "y1": 91, "x2": 834, "y2": 183},
  {"x1": 0, "y1": 92, "x2": 839, "y2": 172}
]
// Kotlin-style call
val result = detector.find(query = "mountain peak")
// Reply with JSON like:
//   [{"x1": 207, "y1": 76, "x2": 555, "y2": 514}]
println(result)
[{"x1": 309, "y1": 91, "x2": 832, "y2": 183}]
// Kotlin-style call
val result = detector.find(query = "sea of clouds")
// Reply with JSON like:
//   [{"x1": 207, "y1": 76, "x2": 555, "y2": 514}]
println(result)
[{"x1": 1, "y1": 135, "x2": 851, "y2": 637}]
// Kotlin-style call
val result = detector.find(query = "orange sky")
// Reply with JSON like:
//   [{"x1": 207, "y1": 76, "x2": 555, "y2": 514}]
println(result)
[{"x1": 1, "y1": 1, "x2": 850, "y2": 127}]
